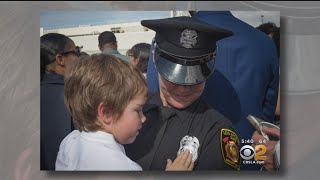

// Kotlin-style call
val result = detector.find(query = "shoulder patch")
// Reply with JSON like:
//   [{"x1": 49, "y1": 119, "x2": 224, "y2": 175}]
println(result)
[{"x1": 220, "y1": 128, "x2": 240, "y2": 170}]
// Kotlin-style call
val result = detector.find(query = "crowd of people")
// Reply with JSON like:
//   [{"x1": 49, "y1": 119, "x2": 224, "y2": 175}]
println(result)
[{"x1": 40, "y1": 11, "x2": 280, "y2": 171}]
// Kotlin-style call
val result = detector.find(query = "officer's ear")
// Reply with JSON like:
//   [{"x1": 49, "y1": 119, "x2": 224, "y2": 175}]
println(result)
[{"x1": 97, "y1": 102, "x2": 113, "y2": 125}]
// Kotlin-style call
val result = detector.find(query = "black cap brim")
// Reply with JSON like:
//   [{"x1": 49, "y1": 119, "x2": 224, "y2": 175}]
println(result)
[{"x1": 154, "y1": 51, "x2": 215, "y2": 85}]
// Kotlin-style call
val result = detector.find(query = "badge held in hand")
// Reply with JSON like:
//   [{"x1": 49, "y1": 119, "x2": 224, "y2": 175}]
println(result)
[{"x1": 177, "y1": 135, "x2": 200, "y2": 162}]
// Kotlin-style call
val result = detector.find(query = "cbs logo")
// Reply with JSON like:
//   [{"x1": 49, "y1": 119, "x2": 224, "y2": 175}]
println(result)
[{"x1": 240, "y1": 145, "x2": 267, "y2": 161}]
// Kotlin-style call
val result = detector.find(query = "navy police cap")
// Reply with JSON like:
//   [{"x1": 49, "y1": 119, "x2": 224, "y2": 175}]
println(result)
[{"x1": 141, "y1": 16, "x2": 233, "y2": 85}]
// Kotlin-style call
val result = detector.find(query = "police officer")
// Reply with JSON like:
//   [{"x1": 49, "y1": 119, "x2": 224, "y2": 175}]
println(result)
[{"x1": 125, "y1": 16, "x2": 241, "y2": 171}]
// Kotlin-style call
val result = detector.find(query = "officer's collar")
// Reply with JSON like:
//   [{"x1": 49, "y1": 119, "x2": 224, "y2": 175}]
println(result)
[
  {"x1": 174, "y1": 98, "x2": 202, "y2": 123},
  {"x1": 143, "y1": 91, "x2": 162, "y2": 113},
  {"x1": 143, "y1": 91, "x2": 202, "y2": 123}
]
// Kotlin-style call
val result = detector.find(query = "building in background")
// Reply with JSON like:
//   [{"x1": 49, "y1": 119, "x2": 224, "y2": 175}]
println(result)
[{"x1": 41, "y1": 11, "x2": 279, "y2": 55}]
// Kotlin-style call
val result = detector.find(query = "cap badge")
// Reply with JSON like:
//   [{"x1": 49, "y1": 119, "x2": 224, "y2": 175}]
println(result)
[{"x1": 180, "y1": 29, "x2": 197, "y2": 48}]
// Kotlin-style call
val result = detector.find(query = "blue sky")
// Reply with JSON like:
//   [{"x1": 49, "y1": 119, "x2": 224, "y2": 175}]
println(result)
[{"x1": 40, "y1": 11, "x2": 171, "y2": 29}]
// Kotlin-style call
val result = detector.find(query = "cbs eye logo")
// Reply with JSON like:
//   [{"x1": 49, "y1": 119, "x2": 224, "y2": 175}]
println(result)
[{"x1": 240, "y1": 145, "x2": 267, "y2": 161}]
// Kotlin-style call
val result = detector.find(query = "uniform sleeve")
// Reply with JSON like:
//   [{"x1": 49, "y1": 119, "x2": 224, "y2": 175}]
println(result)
[
  {"x1": 195, "y1": 120, "x2": 240, "y2": 170},
  {"x1": 262, "y1": 48, "x2": 279, "y2": 122}
]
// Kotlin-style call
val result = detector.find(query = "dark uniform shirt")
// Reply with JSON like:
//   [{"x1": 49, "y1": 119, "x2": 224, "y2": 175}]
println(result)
[
  {"x1": 125, "y1": 92, "x2": 240, "y2": 170},
  {"x1": 40, "y1": 73, "x2": 75, "y2": 170}
]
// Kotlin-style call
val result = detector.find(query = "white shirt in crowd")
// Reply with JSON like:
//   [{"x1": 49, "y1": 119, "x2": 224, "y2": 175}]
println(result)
[{"x1": 55, "y1": 130, "x2": 142, "y2": 171}]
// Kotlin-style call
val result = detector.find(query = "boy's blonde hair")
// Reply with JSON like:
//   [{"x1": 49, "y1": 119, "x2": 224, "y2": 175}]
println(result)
[{"x1": 64, "y1": 54, "x2": 147, "y2": 132}]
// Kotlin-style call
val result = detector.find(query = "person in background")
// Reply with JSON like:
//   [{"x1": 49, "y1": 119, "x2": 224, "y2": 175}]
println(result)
[
  {"x1": 125, "y1": 16, "x2": 241, "y2": 171},
  {"x1": 127, "y1": 43, "x2": 151, "y2": 77},
  {"x1": 40, "y1": 33, "x2": 80, "y2": 170},
  {"x1": 256, "y1": 22, "x2": 280, "y2": 58},
  {"x1": 256, "y1": 22, "x2": 281, "y2": 124},
  {"x1": 255, "y1": 23, "x2": 281, "y2": 171},
  {"x1": 98, "y1": 31, "x2": 130, "y2": 62},
  {"x1": 252, "y1": 126, "x2": 280, "y2": 171},
  {"x1": 56, "y1": 54, "x2": 193, "y2": 171}
]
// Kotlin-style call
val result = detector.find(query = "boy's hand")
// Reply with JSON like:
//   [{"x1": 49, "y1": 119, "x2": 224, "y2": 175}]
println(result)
[{"x1": 165, "y1": 149, "x2": 194, "y2": 171}]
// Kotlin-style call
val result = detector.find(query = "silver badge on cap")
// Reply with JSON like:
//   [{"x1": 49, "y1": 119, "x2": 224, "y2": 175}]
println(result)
[
  {"x1": 177, "y1": 135, "x2": 200, "y2": 162},
  {"x1": 180, "y1": 29, "x2": 197, "y2": 48}
]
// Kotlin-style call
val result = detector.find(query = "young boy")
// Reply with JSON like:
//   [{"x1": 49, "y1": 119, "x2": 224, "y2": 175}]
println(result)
[{"x1": 55, "y1": 54, "x2": 193, "y2": 171}]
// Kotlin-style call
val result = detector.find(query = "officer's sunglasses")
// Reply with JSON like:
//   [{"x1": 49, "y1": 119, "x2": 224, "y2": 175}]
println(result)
[{"x1": 59, "y1": 46, "x2": 81, "y2": 57}]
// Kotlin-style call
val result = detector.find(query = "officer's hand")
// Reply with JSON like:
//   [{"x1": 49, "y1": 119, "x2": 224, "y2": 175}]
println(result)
[
  {"x1": 252, "y1": 129, "x2": 278, "y2": 171},
  {"x1": 263, "y1": 126, "x2": 280, "y2": 138},
  {"x1": 165, "y1": 149, "x2": 194, "y2": 171}
]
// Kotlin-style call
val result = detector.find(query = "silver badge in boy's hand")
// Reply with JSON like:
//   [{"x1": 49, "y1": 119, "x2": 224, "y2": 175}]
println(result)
[{"x1": 177, "y1": 135, "x2": 200, "y2": 162}]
